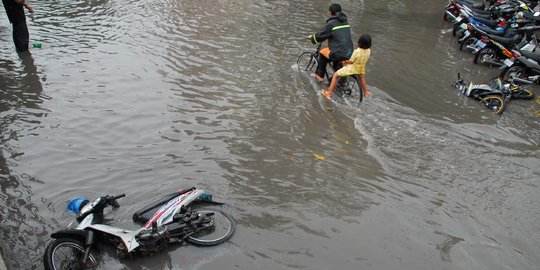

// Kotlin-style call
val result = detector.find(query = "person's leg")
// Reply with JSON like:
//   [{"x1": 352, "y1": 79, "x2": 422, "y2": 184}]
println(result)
[
  {"x1": 13, "y1": 20, "x2": 29, "y2": 52},
  {"x1": 332, "y1": 60, "x2": 343, "y2": 70},
  {"x1": 315, "y1": 54, "x2": 329, "y2": 81}
]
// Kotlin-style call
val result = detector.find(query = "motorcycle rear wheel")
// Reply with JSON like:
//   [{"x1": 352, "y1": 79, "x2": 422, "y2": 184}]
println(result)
[
  {"x1": 456, "y1": 28, "x2": 467, "y2": 42},
  {"x1": 501, "y1": 64, "x2": 528, "y2": 82},
  {"x1": 44, "y1": 238, "x2": 99, "y2": 270},
  {"x1": 186, "y1": 208, "x2": 235, "y2": 246},
  {"x1": 460, "y1": 36, "x2": 478, "y2": 52},
  {"x1": 474, "y1": 47, "x2": 497, "y2": 66},
  {"x1": 453, "y1": 24, "x2": 462, "y2": 37},
  {"x1": 480, "y1": 95, "x2": 506, "y2": 115}
]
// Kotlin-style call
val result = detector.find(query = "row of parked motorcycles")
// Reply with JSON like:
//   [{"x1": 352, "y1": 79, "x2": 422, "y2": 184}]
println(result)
[{"x1": 444, "y1": 0, "x2": 538, "y2": 114}]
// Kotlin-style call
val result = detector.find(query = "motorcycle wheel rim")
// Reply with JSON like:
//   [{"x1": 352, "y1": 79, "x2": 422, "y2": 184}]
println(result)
[
  {"x1": 189, "y1": 210, "x2": 233, "y2": 243},
  {"x1": 51, "y1": 242, "x2": 97, "y2": 270}
]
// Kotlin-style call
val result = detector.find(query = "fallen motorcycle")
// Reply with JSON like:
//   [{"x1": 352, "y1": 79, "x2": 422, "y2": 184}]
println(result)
[
  {"x1": 43, "y1": 187, "x2": 235, "y2": 270},
  {"x1": 452, "y1": 73, "x2": 534, "y2": 114}
]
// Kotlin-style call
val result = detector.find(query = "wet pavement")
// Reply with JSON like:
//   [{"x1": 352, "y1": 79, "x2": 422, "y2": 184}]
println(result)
[{"x1": 0, "y1": 0, "x2": 539, "y2": 269}]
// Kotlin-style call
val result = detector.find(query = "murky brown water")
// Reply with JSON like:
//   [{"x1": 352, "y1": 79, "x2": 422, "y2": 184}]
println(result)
[{"x1": 1, "y1": 0, "x2": 539, "y2": 269}]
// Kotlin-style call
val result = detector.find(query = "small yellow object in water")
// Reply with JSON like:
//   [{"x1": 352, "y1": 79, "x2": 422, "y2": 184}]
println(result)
[
  {"x1": 345, "y1": 140, "x2": 350, "y2": 145},
  {"x1": 312, "y1": 154, "x2": 326, "y2": 161}
]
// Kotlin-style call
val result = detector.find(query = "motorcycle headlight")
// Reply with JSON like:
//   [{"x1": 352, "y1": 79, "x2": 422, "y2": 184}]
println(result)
[{"x1": 79, "y1": 197, "x2": 101, "y2": 216}]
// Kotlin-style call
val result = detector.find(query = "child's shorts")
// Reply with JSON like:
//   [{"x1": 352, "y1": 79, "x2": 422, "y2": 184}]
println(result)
[{"x1": 335, "y1": 65, "x2": 362, "y2": 77}]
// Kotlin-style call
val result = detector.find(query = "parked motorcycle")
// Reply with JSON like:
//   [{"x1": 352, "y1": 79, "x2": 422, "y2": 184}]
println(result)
[
  {"x1": 43, "y1": 187, "x2": 235, "y2": 270},
  {"x1": 500, "y1": 49, "x2": 540, "y2": 83},
  {"x1": 446, "y1": 0, "x2": 535, "y2": 38},
  {"x1": 472, "y1": 30, "x2": 538, "y2": 66}
]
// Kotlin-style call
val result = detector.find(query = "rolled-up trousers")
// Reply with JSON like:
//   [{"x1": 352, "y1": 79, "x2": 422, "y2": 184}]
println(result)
[{"x1": 12, "y1": 19, "x2": 29, "y2": 51}]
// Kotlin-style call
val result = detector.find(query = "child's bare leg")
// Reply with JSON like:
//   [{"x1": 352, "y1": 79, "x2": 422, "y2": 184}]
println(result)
[
  {"x1": 321, "y1": 73, "x2": 339, "y2": 99},
  {"x1": 327, "y1": 73, "x2": 339, "y2": 95},
  {"x1": 359, "y1": 74, "x2": 371, "y2": 97}
]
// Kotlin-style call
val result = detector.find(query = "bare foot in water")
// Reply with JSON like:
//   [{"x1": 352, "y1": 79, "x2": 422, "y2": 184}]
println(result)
[{"x1": 311, "y1": 73, "x2": 324, "y2": 82}]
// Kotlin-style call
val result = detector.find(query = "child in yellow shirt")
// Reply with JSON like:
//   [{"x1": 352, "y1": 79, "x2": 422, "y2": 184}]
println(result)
[{"x1": 322, "y1": 34, "x2": 372, "y2": 99}]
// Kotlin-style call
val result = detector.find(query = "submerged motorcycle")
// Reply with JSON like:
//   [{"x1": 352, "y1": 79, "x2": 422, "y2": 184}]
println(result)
[
  {"x1": 452, "y1": 73, "x2": 535, "y2": 114},
  {"x1": 43, "y1": 187, "x2": 235, "y2": 270}
]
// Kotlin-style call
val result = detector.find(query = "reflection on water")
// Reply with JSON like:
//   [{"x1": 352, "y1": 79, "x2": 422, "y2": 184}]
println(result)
[
  {"x1": 0, "y1": 52, "x2": 47, "y2": 269},
  {"x1": 0, "y1": 0, "x2": 539, "y2": 269}
]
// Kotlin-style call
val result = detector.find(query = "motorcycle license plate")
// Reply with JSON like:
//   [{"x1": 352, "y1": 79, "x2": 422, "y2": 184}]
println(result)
[
  {"x1": 476, "y1": 40, "x2": 486, "y2": 49},
  {"x1": 503, "y1": 58, "x2": 514, "y2": 67},
  {"x1": 463, "y1": 30, "x2": 470, "y2": 39},
  {"x1": 455, "y1": 16, "x2": 463, "y2": 23},
  {"x1": 460, "y1": 23, "x2": 468, "y2": 30}
]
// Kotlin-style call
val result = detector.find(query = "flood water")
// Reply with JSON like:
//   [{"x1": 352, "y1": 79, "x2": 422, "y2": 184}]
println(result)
[{"x1": 1, "y1": 0, "x2": 539, "y2": 269}]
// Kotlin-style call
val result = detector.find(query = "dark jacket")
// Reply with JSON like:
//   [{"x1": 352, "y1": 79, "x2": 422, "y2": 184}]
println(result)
[
  {"x1": 2, "y1": 0, "x2": 26, "y2": 24},
  {"x1": 310, "y1": 11, "x2": 354, "y2": 60}
]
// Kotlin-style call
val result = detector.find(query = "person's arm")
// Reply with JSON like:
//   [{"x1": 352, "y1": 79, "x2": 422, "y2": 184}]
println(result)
[
  {"x1": 309, "y1": 23, "x2": 333, "y2": 44},
  {"x1": 341, "y1": 49, "x2": 358, "y2": 65},
  {"x1": 14, "y1": 0, "x2": 34, "y2": 13},
  {"x1": 359, "y1": 74, "x2": 371, "y2": 97}
]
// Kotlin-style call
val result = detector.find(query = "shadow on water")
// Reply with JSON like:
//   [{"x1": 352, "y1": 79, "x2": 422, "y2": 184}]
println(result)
[{"x1": 0, "y1": 52, "x2": 48, "y2": 269}]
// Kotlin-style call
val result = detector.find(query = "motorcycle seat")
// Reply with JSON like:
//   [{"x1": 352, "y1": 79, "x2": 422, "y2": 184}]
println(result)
[
  {"x1": 519, "y1": 50, "x2": 540, "y2": 62},
  {"x1": 457, "y1": 0, "x2": 485, "y2": 10},
  {"x1": 474, "y1": 16, "x2": 501, "y2": 28},
  {"x1": 472, "y1": 12, "x2": 494, "y2": 19},
  {"x1": 475, "y1": 24, "x2": 507, "y2": 36},
  {"x1": 472, "y1": 8, "x2": 492, "y2": 15},
  {"x1": 488, "y1": 34, "x2": 522, "y2": 47},
  {"x1": 132, "y1": 188, "x2": 193, "y2": 225},
  {"x1": 523, "y1": 11, "x2": 540, "y2": 21}
]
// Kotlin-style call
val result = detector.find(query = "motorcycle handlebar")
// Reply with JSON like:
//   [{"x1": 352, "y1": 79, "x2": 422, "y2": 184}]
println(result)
[
  {"x1": 112, "y1": 193, "x2": 126, "y2": 200},
  {"x1": 106, "y1": 193, "x2": 125, "y2": 208}
]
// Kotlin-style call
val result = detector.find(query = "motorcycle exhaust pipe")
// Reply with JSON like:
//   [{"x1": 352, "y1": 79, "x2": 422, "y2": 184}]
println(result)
[
  {"x1": 466, "y1": 45, "x2": 478, "y2": 52},
  {"x1": 445, "y1": 10, "x2": 458, "y2": 22},
  {"x1": 510, "y1": 77, "x2": 534, "y2": 84},
  {"x1": 482, "y1": 60, "x2": 503, "y2": 67}
]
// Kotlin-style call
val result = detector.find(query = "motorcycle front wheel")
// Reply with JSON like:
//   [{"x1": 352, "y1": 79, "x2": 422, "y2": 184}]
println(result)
[
  {"x1": 44, "y1": 238, "x2": 99, "y2": 270},
  {"x1": 186, "y1": 208, "x2": 235, "y2": 246},
  {"x1": 480, "y1": 95, "x2": 506, "y2": 115}
]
